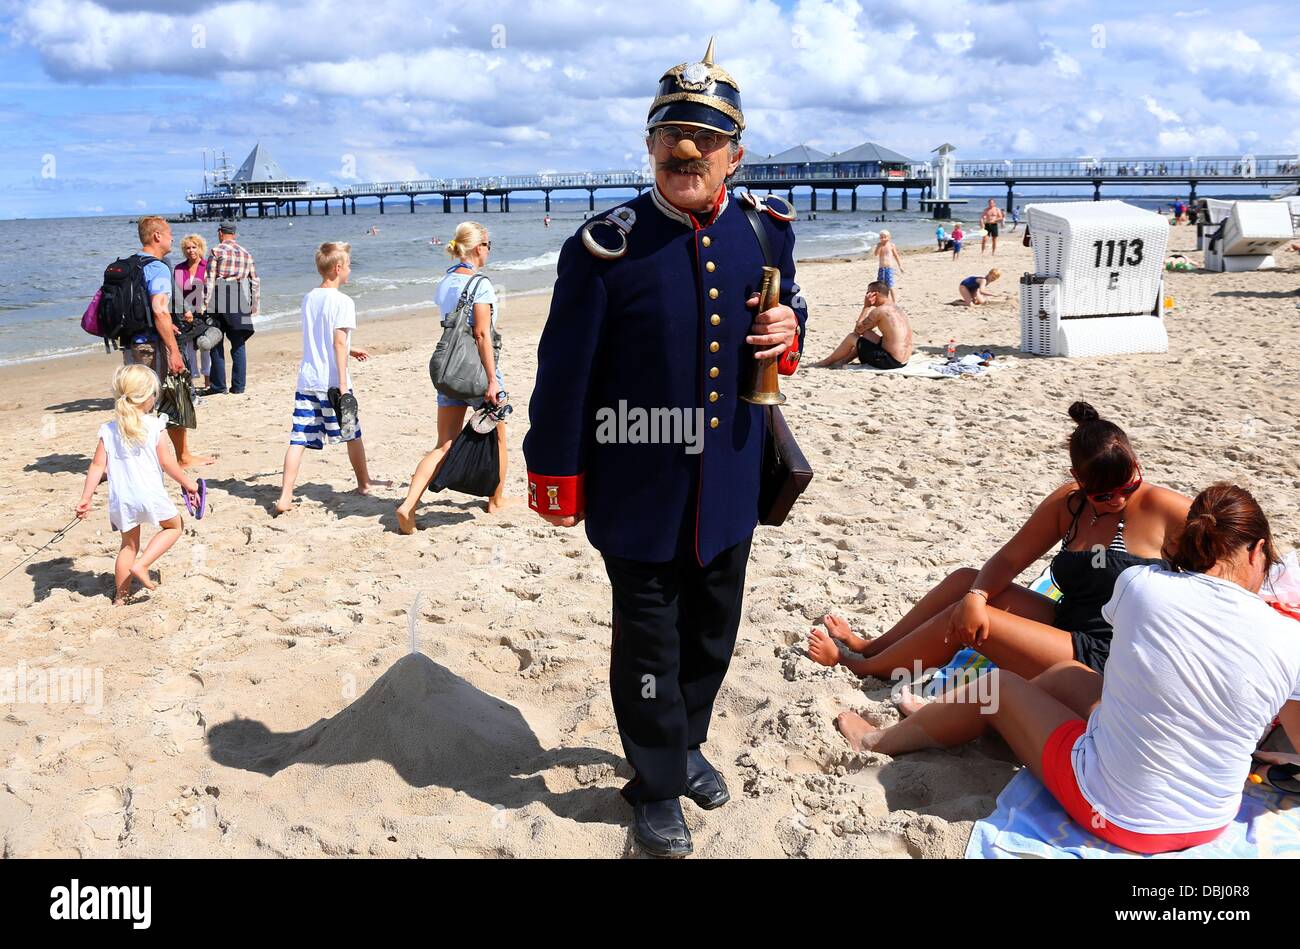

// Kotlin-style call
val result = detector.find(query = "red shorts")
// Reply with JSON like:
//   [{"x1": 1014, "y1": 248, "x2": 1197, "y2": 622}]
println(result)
[{"x1": 1040, "y1": 720, "x2": 1228, "y2": 855}]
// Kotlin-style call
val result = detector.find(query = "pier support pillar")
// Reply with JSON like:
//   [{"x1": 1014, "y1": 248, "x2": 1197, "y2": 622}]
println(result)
[
  {"x1": 1092, "y1": 181, "x2": 1102, "y2": 202},
  {"x1": 787, "y1": 189, "x2": 794, "y2": 204},
  {"x1": 462, "y1": 194, "x2": 469, "y2": 213},
  {"x1": 810, "y1": 190, "x2": 817, "y2": 212},
  {"x1": 544, "y1": 191, "x2": 551, "y2": 212},
  {"x1": 410, "y1": 195, "x2": 415, "y2": 213},
  {"x1": 881, "y1": 187, "x2": 887, "y2": 211},
  {"x1": 378, "y1": 197, "x2": 384, "y2": 214},
  {"x1": 505, "y1": 193, "x2": 510, "y2": 212},
  {"x1": 483, "y1": 193, "x2": 490, "y2": 213},
  {"x1": 323, "y1": 200, "x2": 329, "y2": 216},
  {"x1": 588, "y1": 188, "x2": 596, "y2": 211},
  {"x1": 306, "y1": 201, "x2": 312, "y2": 216},
  {"x1": 1005, "y1": 183, "x2": 1014, "y2": 211},
  {"x1": 831, "y1": 190, "x2": 838, "y2": 211},
  {"x1": 902, "y1": 189, "x2": 909, "y2": 210},
  {"x1": 350, "y1": 198, "x2": 356, "y2": 214},
  {"x1": 1188, "y1": 180, "x2": 1198, "y2": 203},
  {"x1": 851, "y1": 189, "x2": 858, "y2": 212}
]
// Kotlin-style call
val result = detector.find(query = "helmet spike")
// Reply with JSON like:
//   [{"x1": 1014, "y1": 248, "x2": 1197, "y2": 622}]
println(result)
[{"x1": 702, "y1": 36, "x2": 716, "y2": 66}]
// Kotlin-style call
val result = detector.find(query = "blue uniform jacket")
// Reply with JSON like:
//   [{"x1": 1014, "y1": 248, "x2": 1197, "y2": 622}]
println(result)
[{"x1": 523, "y1": 187, "x2": 808, "y2": 565}]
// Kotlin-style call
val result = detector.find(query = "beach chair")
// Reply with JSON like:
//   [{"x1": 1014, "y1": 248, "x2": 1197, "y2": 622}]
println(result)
[
  {"x1": 1203, "y1": 201, "x2": 1295, "y2": 272},
  {"x1": 1019, "y1": 201, "x2": 1168, "y2": 358}
]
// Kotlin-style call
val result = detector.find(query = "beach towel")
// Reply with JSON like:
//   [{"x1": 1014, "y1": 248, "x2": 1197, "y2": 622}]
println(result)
[
  {"x1": 965, "y1": 770, "x2": 1300, "y2": 859},
  {"x1": 847, "y1": 353, "x2": 1000, "y2": 379}
]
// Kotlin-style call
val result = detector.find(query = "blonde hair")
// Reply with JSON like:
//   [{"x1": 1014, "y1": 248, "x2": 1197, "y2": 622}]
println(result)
[
  {"x1": 446, "y1": 221, "x2": 489, "y2": 261},
  {"x1": 180, "y1": 233, "x2": 207, "y2": 261},
  {"x1": 112, "y1": 364, "x2": 159, "y2": 447},
  {"x1": 878, "y1": 229, "x2": 892, "y2": 240},
  {"x1": 987, "y1": 268, "x2": 1002, "y2": 281},
  {"x1": 315, "y1": 241, "x2": 352, "y2": 277},
  {"x1": 137, "y1": 215, "x2": 168, "y2": 246}
]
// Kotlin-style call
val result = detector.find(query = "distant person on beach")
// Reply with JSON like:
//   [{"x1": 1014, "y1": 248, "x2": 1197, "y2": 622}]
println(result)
[
  {"x1": 274, "y1": 242, "x2": 386, "y2": 515},
  {"x1": 950, "y1": 223, "x2": 964, "y2": 260},
  {"x1": 174, "y1": 233, "x2": 210, "y2": 388},
  {"x1": 804, "y1": 402, "x2": 1191, "y2": 682},
  {"x1": 1010, "y1": 206, "x2": 1021, "y2": 231},
  {"x1": 935, "y1": 224, "x2": 947, "y2": 251},
  {"x1": 544, "y1": 215, "x2": 551, "y2": 228},
  {"x1": 871, "y1": 230, "x2": 904, "y2": 296},
  {"x1": 201, "y1": 222, "x2": 259, "y2": 396},
  {"x1": 396, "y1": 222, "x2": 517, "y2": 532},
  {"x1": 958, "y1": 269, "x2": 1002, "y2": 305},
  {"x1": 812, "y1": 281, "x2": 912, "y2": 370},
  {"x1": 980, "y1": 199, "x2": 1005, "y2": 254},
  {"x1": 832, "y1": 483, "x2": 1300, "y2": 856},
  {"x1": 128, "y1": 217, "x2": 211, "y2": 467},
  {"x1": 75, "y1": 365, "x2": 203, "y2": 605}
]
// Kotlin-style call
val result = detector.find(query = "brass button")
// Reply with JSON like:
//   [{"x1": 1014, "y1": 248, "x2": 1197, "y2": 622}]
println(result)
[
  {"x1": 708, "y1": 288, "x2": 719, "y2": 300},
  {"x1": 709, "y1": 391, "x2": 719, "y2": 403},
  {"x1": 709, "y1": 367, "x2": 719, "y2": 378},
  {"x1": 711, "y1": 314, "x2": 720, "y2": 326},
  {"x1": 706, "y1": 261, "x2": 716, "y2": 272},
  {"x1": 709, "y1": 341, "x2": 719, "y2": 353},
  {"x1": 710, "y1": 417, "x2": 719, "y2": 429},
  {"x1": 701, "y1": 236, "x2": 711, "y2": 247}
]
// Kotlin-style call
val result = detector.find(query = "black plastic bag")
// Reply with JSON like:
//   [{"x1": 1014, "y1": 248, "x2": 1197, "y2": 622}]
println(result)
[
  {"x1": 428, "y1": 422, "x2": 500, "y2": 497},
  {"x1": 157, "y1": 371, "x2": 196, "y2": 430}
]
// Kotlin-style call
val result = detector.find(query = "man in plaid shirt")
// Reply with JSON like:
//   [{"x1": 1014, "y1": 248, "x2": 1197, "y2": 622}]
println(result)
[{"x1": 202, "y1": 221, "x2": 260, "y2": 394}]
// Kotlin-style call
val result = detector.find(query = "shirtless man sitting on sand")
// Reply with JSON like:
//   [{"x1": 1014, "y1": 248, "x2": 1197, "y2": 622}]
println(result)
[{"x1": 812, "y1": 281, "x2": 913, "y2": 371}]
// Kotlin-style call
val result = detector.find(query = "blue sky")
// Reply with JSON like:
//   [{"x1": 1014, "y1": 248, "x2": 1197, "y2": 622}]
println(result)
[{"x1": 0, "y1": 0, "x2": 1296, "y2": 218}]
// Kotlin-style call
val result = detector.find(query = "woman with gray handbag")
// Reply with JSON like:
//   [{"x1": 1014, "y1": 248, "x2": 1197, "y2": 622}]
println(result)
[{"x1": 397, "y1": 222, "x2": 518, "y2": 532}]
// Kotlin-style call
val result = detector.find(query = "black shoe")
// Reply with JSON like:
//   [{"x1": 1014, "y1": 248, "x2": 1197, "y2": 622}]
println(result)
[
  {"x1": 685, "y1": 749, "x2": 730, "y2": 810},
  {"x1": 630, "y1": 798, "x2": 693, "y2": 858},
  {"x1": 199, "y1": 387, "x2": 225, "y2": 396}
]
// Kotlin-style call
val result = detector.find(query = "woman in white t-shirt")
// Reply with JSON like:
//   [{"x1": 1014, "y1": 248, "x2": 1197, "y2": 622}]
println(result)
[
  {"x1": 832, "y1": 482, "x2": 1300, "y2": 854},
  {"x1": 396, "y1": 222, "x2": 517, "y2": 531}
]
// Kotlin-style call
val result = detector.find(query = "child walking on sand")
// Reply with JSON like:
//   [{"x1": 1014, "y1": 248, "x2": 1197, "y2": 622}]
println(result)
[
  {"x1": 872, "y1": 229, "x2": 904, "y2": 297},
  {"x1": 275, "y1": 242, "x2": 387, "y2": 514},
  {"x1": 76, "y1": 365, "x2": 203, "y2": 604}
]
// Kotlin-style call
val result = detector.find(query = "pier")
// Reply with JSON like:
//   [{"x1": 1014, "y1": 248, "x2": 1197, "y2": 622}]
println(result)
[{"x1": 186, "y1": 144, "x2": 1300, "y2": 221}]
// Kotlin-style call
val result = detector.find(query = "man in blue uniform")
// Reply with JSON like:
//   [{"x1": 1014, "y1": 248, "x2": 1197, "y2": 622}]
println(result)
[{"x1": 523, "y1": 39, "x2": 808, "y2": 857}]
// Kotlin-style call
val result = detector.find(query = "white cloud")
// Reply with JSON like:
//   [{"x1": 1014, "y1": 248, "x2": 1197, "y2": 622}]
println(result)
[{"x1": 1143, "y1": 95, "x2": 1181, "y2": 124}]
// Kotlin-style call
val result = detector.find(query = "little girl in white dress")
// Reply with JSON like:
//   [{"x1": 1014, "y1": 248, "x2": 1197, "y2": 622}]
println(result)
[{"x1": 76, "y1": 365, "x2": 202, "y2": 604}]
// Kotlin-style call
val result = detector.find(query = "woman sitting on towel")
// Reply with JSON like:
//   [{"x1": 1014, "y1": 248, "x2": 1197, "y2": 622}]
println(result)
[
  {"x1": 832, "y1": 483, "x2": 1300, "y2": 855},
  {"x1": 807, "y1": 402, "x2": 1190, "y2": 680}
]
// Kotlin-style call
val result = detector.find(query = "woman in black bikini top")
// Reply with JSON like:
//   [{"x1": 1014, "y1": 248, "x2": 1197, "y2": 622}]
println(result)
[{"x1": 806, "y1": 401, "x2": 1191, "y2": 684}]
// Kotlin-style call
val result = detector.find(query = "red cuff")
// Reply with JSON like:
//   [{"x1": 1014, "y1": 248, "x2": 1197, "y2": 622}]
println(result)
[
  {"x1": 778, "y1": 336, "x2": 802, "y2": 376},
  {"x1": 527, "y1": 472, "x2": 585, "y2": 517}
]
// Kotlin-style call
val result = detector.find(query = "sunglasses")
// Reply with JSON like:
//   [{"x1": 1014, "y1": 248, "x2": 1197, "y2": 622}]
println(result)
[
  {"x1": 1087, "y1": 469, "x2": 1143, "y2": 504},
  {"x1": 653, "y1": 125, "x2": 733, "y2": 154}
]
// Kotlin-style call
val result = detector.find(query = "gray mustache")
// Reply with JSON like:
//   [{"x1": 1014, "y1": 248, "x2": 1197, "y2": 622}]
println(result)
[{"x1": 658, "y1": 158, "x2": 711, "y2": 176}]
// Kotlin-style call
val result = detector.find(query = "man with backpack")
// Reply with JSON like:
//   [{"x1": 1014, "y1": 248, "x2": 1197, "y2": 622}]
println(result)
[{"x1": 107, "y1": 216, "x2": 210, "y2": 466}]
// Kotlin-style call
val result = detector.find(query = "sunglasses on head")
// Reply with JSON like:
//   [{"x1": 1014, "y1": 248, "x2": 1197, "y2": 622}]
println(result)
[{"x1": 1087, "y1": 469, "x2": 1143, "y2": 503}]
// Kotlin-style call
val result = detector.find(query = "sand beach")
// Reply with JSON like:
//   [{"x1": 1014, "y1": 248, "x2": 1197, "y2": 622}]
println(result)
[{"x1": 2, "y1": 223, "x2": 1298, "y2": 858}]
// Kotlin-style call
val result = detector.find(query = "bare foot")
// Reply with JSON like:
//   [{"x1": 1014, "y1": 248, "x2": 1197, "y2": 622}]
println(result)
[
  {"x1": 357, "y1": 479, "x2": 394, "y2": 496},
  {"x1": 486, "y1": 496, "x2": 522, "y2": 514},
  {"x1": 179, "y1": 454, "x2": 217, "y2": 467},
  {"x1": 129, "y1": 564, "x2": 157, "y2": 591},
  {"x1": 272, "y1": 497, "x2": 294, "y2": 516},
  {"x1": 822, "y1": 614, "x2": 870, "y2": 654},
  {"x1": 395, "y1": 504, "x2": 416, "y2": 535},
  {"x1": 896, "y1": 685, "x2": 932, "y2": 718},
  {"x1": 806, "y1": 627, "x2": 841, "y2": 667},
  {"x1": 834, "y1": 710, "x2": 883, "y2": 752}
]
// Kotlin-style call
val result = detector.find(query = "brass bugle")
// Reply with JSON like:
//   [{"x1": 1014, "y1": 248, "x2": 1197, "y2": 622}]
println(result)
[{"x1": 741, "y1": 265, "x2": 787, "y2": 406}]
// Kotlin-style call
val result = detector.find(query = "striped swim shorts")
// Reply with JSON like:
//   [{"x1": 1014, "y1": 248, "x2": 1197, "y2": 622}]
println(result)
[{"x1": 290, "y1": 390, "x2": 361, "y2": 450}]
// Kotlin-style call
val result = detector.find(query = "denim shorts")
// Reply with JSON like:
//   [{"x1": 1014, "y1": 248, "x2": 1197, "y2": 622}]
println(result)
[{"x1": 438, "y1": 368, "x2": 505, "y2": 409}]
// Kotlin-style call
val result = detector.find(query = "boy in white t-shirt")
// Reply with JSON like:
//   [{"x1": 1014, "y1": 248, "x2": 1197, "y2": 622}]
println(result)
[{"x1": 274, "y1": 242, "x2": 387, "y2": 514}]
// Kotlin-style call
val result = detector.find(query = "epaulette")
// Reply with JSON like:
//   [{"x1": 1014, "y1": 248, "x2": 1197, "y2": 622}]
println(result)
[
  {"x1": 739, "y1": 191, "x2": 796, "y2": 222},
  {"x1": 581, "y1": 206, "x2": 636, "y2": 260}
]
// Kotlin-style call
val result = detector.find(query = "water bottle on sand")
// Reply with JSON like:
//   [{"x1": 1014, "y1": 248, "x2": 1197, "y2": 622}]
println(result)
[{"x1": 946, "y1": 338, "x2": 957, "y2": 362}]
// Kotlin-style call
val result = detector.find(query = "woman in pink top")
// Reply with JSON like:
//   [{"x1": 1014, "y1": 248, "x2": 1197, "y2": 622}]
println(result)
[{"x1": 175, "y1": 234, "x2": 209, "y2": 384}]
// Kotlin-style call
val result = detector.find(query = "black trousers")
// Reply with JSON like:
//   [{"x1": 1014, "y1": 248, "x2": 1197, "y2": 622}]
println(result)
[{"x1": 601, "y1": 535, "x2": 752, "y2": 803}]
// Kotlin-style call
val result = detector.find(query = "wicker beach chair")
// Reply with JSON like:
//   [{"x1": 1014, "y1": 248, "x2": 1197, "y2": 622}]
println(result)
[
  {"x1": 1019, "y1": 201, "x2": 1168, "y2": 358},
  {"x1": 1203, "y1": 200, "x2": 1295, "y2": 272}
]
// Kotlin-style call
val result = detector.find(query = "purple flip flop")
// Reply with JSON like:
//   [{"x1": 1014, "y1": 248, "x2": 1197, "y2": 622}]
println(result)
[{"x1": 186, "y1": 478, "x2": 208, "y2": 519}]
